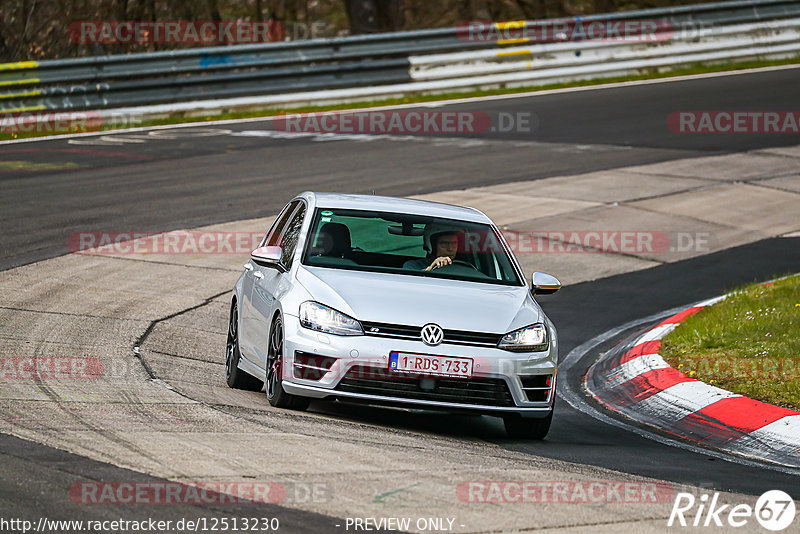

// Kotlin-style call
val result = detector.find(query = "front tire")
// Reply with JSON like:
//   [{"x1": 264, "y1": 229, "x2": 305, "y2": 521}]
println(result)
[
  {"x1": 503, "y1": 410, "x2": 553, "y2": 439},
  {"x1": 266, "y1": 316, "x2": 310, "y2": 411},
  {"x1": 225, "y1": 302, "x2": 263, "y2": 391}
]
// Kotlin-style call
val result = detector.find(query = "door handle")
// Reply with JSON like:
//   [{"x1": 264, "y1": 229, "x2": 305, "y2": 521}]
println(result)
[
  {"x1": 253, "y1": 271, "x2": 264, "y2": 280},
  {"x1": 243, "y1": 262, "x2": 253, "y2": 271}
]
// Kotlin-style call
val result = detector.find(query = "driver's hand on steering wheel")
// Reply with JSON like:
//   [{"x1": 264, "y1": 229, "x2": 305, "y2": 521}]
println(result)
[{"x1": 425, "y1": 256, "x2": 453, "y2": 271}]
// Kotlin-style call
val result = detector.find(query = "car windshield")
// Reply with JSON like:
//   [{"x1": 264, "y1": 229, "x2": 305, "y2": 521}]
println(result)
[{"x1": 301, "y1": 208, "x2": 522, "y2": 286}]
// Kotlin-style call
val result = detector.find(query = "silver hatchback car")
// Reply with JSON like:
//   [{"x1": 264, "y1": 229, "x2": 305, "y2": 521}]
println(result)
[{"x1": 226, "y1": 192, "x2": 561, "y2": 438}]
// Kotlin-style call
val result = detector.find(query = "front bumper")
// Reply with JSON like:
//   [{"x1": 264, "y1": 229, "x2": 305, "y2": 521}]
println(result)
[{"x1": 280, "y1": 314, "x2": 557, "y2": 415}]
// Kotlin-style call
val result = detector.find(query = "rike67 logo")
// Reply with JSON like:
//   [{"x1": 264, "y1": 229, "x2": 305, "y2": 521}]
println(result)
[{"x1": 669, "y1": 490, "x2": 796, "y2": 531}]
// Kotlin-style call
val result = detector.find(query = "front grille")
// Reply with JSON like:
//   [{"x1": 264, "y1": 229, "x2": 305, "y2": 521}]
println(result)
[
  {"x1": 361, "y1": 321, "x2": 503, "y2": 348},
  {"x1": 446, "y1": 329, "x2": 504, "y2": 345},
  {"x1": 293, "y1": 352, "x2": 337, "y2": 381},
  {"x1": 361, "y1": 322, "x2": 420, "y2": 339},
  {"x1": 335, "y1": 365, "x2": 515, "y2": 407},
  {"x1": 520, "y1": 374, "x2": 552, "y2": 402}
]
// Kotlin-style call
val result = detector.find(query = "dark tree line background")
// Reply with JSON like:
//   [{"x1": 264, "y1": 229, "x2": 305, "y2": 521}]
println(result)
[{"x1": 0, "y1": 0, "x2": 715, "y2": 61}]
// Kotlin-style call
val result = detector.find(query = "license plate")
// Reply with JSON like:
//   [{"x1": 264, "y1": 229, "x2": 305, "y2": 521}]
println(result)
[{"x1": 389, "y1": 351, "x2": 473, "y2": 378}]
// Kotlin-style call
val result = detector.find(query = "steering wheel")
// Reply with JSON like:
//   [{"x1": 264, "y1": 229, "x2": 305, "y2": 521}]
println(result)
[{"x1": 437, "y1": 259, "x2": 480, "y2": 271}]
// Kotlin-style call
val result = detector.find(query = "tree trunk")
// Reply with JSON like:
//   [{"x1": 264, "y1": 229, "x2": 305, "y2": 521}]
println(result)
[
  {"x1": 468, "y1": 0, "x2": 492, "y2": 20},
  {"x1": 377, "y1": 0, "x2": 404, "y2": 32},
  {"x1": 344, "y1": 0, "x2": 379, "y2": 34},
  {"x1": 594, "y1": 0, "x2": 615, "y2": 15}
]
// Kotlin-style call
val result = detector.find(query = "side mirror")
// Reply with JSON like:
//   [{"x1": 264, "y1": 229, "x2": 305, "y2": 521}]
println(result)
[
  {"x1": 531, "y1": 272, "x2": 561, "y2": 295},
  {"x1": 251, "y1": 246, "x2": 285, "y2": 271}
]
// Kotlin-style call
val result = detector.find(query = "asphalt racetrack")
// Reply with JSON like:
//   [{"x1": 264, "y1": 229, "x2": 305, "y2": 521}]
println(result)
[
  {"x1": 3, "y1": 67, "x2": 800, "y2": 271},
  {"x1": 1, "y1": 67, "x2": 799, "y2": 532}
]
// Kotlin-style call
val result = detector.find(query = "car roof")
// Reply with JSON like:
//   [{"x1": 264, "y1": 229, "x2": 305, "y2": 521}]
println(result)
[{"x1": 299, "y1": 192, "x2": 492, "y2": 224}]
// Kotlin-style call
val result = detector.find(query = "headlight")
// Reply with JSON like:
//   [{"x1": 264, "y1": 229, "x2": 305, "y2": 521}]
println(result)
[
  {"x1": 498, "y1": 323, "x2": 548, "y2": 352},
  {"x1": 299, "y1": 301, "x2": 363, "y2": 336}
]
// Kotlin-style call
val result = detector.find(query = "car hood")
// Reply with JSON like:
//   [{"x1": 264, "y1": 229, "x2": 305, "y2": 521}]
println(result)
[{"x1": 296, "y1": 266, "x2": 540, "y2": 334}]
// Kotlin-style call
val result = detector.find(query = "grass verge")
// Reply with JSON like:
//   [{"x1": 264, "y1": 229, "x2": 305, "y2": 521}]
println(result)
[
  {"x1": 2, "y1": 56, "x2": 799, "y2": 142},
  {"x1": 661, "y1": 274, "x2": 800, "y2": 411}
]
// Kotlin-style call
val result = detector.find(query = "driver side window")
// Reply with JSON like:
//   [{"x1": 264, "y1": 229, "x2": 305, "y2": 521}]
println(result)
[
  {"x1": 262, "y1": 200, "x2": 300, "y2": 248},
  {"x1": 280, "y1": 203, "x2": 306, "y2": 268}
]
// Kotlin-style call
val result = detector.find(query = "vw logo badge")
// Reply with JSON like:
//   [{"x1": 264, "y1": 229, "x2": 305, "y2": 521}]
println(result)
[{"x1": 421, "y1": 323, "x2": 444, "y2": 346}]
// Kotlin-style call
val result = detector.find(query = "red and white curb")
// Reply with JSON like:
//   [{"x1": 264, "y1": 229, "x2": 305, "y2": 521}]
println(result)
[{"x1": 585, "y1": 296, "x2": 800, "y2": 468}]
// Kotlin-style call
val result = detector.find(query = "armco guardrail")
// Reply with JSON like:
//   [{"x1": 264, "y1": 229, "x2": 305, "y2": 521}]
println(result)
[
  {"x1": 1, "y1": 0, "x2": 799, "y2": 116},
  {"x1": 409, "y1": 19, "x2": 800, "y2": 84}
]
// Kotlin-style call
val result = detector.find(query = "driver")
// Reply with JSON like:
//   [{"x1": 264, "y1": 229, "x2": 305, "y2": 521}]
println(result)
[{"x1": 404, "y1": 223, "x2": 462, "y2": 271}]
